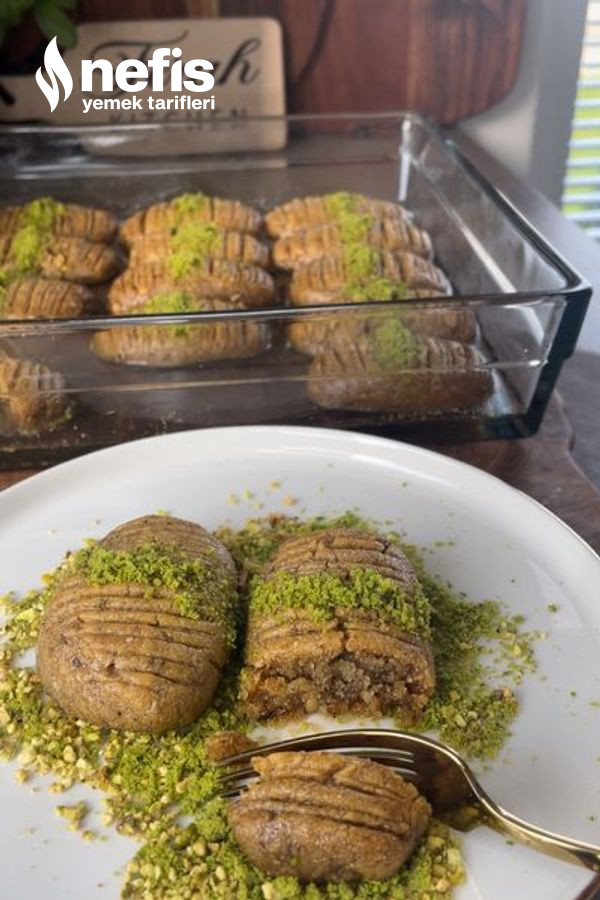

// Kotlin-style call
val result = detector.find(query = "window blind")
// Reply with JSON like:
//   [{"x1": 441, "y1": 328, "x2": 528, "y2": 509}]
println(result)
[{"x1": 563, "y1": 0, "x2": 600, "y2": 239}]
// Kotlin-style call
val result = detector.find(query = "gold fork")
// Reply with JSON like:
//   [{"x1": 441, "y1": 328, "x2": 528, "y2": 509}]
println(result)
[{"x1": 219, "y1": 728, "x2": 600, "y2": 871}]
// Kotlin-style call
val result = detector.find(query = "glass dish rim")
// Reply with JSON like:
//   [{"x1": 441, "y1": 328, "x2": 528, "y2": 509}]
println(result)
[{"x1": 0, "y1": 110, "x2": 590, "y2": 336}]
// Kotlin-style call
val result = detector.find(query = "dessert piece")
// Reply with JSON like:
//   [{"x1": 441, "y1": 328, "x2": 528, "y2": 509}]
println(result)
[
  {"x1": 91, "y1": 298, "x2": 271, "y2": 367},
  {"x1": 273, "y1": 216, "x2": 433, "y2": 269},
  {"x1": 128, "y1": 227, "x2": 269, "y2": 269},
  {"x1": 241, "y1": 528, "x2": 435, "y2": 721},
  {"x1": 0, "y1": 234, "x2": 120, "y2": 284},
  {"x1": 121, "y1": 193, "x2": 262, "y2": 245},
  {"x1": 308, "y1": 329, "x2": 493, "y2": 414},
  {"x1": 290, "y1": 249, "x2": 451, "y2": 306},
  {"x1": 108, "y1": 259, "x2": 275, "y2": 314},
  {"x1": 288, "y1": 305, "x2": 476, "y2": 356},
  {"x1": 0, "y1": 347, "x2": 70, "y2": 434},
  {"x1": 1, "y1": 278, "x2": 95, "y2": 319},
  {"x1": 37, "y1": 515, "x2": 238, "y2": 733},
  {"x1": 0, "y1": 198, "x2": 117, "y2": 244},
  {"x1": 229, "y1": 751, "x2": 431, "y2": 882},
  {"x1": 265, "y1": 192, "x2": 410, "y2": 238}
]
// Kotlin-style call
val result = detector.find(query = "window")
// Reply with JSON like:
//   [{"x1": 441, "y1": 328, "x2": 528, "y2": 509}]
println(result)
[{"x1": 563, "y1": 1, "x2": 600, "y2": 239}]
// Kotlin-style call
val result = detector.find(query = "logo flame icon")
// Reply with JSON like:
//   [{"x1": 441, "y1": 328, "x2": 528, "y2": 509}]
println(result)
[{"x1": 35, "y1": 37, "x2": 73, "y2": 112}]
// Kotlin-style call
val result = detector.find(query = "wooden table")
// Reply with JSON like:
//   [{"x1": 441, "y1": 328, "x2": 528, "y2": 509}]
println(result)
[{"x1": 2, "y1": 355, "x2": 598, "y2": 544}]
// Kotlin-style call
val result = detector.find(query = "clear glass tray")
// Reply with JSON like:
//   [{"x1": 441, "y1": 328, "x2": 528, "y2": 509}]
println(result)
[{"x1": 0, "y1": 113, "x2": 591, "y2": 467}]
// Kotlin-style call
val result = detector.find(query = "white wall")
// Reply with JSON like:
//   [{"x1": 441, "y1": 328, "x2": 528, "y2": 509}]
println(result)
[{"x1": 462, "y1": 0, "x2": 587, "y2": 205}]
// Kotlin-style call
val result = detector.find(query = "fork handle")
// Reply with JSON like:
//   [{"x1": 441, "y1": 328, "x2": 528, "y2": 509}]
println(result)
[{"x1": 481, "y1": 797, "x2": 600, "y2": 871}]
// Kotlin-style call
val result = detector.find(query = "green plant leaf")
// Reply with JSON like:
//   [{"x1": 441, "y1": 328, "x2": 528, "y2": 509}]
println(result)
[
  {"x1": 0, "y1": 0, "x2": 35, "y2": 30},
  {"x1": 34, "y1": 2, "x2": 77, "y2": 48}
]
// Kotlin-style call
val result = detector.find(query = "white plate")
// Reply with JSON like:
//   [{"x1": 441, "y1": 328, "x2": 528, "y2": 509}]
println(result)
[{"x1": 1, "y1": 426, "x2": 599, "y2": 900}]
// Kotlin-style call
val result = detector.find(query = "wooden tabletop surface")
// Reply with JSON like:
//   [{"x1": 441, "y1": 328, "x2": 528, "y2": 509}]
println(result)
[{"x1": 2, "y1": 351, "x2": 598, "y2": 544}]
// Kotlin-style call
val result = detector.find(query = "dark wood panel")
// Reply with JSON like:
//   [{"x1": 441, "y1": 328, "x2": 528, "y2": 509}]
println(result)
[
  {"x1": 74, "y1": 0, "x2": 219, "y2": 18},
  {"x1": 3, "y1": 0, "x2": 526, "y2": 124},
  {"x1": 220, "y1": 0, "x2": 527, "y2": 123}
]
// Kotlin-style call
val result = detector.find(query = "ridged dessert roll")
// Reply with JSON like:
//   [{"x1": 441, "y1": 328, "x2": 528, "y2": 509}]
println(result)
[
  {"x1": 91, "y1": 299, "x2": 271, "y2": 367},
  {"x1": 288, "y1": 305, "x2": 476, "y2": 357},
  {"x1": 229, "y1": 751, "x2": 431, "y2": 883},
  {"x1": 0, "y1": 199, "x2": 117, "y2": 243},
  {"x1": 37, "y1": 515, "x2": 238, "y2": 733},
  {"x1": 308, "y1": 332, "x2": 493, "y2": 414},
  {"x1": 121, "y1": 194, "x2": 262, "y2": 245},
  {"x1": 108, "y1": 259, "x2": 275, "y2": 314},
  {"x1": 265, "y1": 192, "x2": 410, "y2": 238},
  {"x1": 2, "y1": 278, "x2": 95, "y2": 319},
  {"x1": 0, "y1": 235, "x2": 120, "y2": 285},
  {"x1": 289, "y1": 250, "x2": 451, "y2": 306},
  {"x1": 0, "y1": 348, "x2": 69, "y2": 434},
  {"x1": 240, "y1": 528, "x2": 435, "y2": 722},
  {"x1": 273, "y1": 217, "x2": 433, "y2": 269},
  {"x1": 129, "y1": 229, "x2": 269, "y2": 269}
]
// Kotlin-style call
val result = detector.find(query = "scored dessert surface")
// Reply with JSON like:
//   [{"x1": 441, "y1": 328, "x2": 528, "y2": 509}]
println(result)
[
  {"x1": 37, "y1": 514, "x2": 237, "y2": 733},
  {"x1": 229, "y1": 750, "x2": 432, "y2": 882}
]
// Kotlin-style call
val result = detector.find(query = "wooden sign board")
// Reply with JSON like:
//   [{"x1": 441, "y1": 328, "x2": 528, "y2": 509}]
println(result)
[{"x1": 0, "y1": 17, "x2": 286, "y2": 153}]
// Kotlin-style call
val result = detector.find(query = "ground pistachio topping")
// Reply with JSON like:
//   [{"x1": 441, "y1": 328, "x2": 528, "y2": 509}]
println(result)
[
  {"x1": 323, "y1": 192, "x2": 363, "y2": 220},
  {"x1": 0, "y1": 511, "x2": 544, "y2": 898},
  {"x1": 342, "y1": 244, "x2": 407, "y2": 303},
  {"x1": 322, "y1": 193, "x2": 374, "y2": 246},
  {"x1": 172, "y1": 192, "x2": 209, "y2": 221},
  {"x1": 0, "y1": 267, "x2": 10, "y2": 313},
  {"x1": 249, "y1": 568, "x2": 431, "y2": 638},
  {"x1": 317, "y1": 194, "x2": 408, "y2": 302},
  {"x1": 167, "y1": 222, "x2": 222, "y2": 280},
  {"x1": 69, "y1": 542, "x2": 237, "y2": 646},
  {"x1": 142, "y1": 291, "x2": 198, "y2": 316},
  {"x1": 140, "y1": 290, "x2": 201, "y2": 338},
  {"x1": 8, "y1": 197, "x2": 65, "y2": 274},
  {"x1": 372, "y1": 315, "x2": 423, "y2": 371}
]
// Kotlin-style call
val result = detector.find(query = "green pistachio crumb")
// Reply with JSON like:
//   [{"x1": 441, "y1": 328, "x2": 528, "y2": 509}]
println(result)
[
  {"x1": 141, "y1": 291, "x2": 197, "y2": 316},
  {"x1": 70, "y1": 543, "x2": 237, "y2": 645},
  {"x1": 56, "y1": 801, "x2": 88, "y2": 830},
  {"x1": 372, "y1": 315, "x2": 422, "y2": 370},
  {"x1": 8, "y1": 197, "x2": 65, "y2": 275},
  {"x1": 342, "y1": 244, "x2": 406, "y2": 302},
  {"x1": 172, "y1": 192, "x2": 209, "y2": 218},
  {"x1": 140, "y1": 291, "x2": 199, "y2": 338},
  {"x1": 167, "y1": 221, "x2": 222, "y2": 280},
  {"x1": 323, "y1": 192, "x2": 359, "y2": 215},
  {"x1": 250, "y1": 568, "x2": 431, "y2": 637},
  {"x1": 320, "y1": 195, "x2": 408, "y2": 302}
]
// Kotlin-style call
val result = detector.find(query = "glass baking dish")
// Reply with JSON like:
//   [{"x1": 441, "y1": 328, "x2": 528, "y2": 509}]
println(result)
[{"x1": 0, "y1": 113, "x2": 591, "y2": 468}]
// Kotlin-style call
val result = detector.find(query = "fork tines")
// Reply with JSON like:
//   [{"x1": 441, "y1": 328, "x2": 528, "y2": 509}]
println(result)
[{"x1": 218, "y1": 738, "x2": 420, "y2": 798}]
